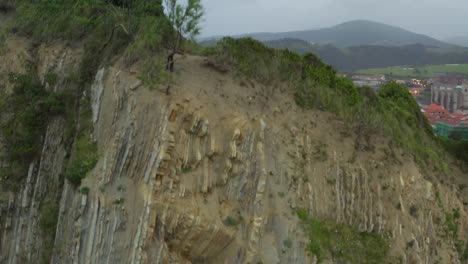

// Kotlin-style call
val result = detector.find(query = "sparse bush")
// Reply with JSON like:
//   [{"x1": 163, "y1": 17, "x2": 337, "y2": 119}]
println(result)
[
  {"x1": 80, "y1": 186, "x2": 90, "y2": 195},
  {"x1": 312, "y1": 142, "x2": 328, "y2": 161},
  {"x1": 296, "y1": 208, "x2": 309, "y2": 221},
  {"x1": 113, "y1": 198, "x2": 124, "y2": 204},
  {"x1": 44, "y1": 70, "x2": 58, "y2": 87},
  {"x1": 445, "y1": 208, "x2": 460, "y2": 239},
  {"x1": 326, "y1": 176, "x2": 336, "y2": 185},
  {"x1": 409, "y1": 205, "x2": 418, "y2": 218},
  {"x1": 39, "y1": 201, "x2": 59, "y2": 233},
  {"x1": 441, "y1": 139, "x2": 468, "y2": 165},
  {"x1": 65, "y1": 136, "x2": 98, "y2": 186},
  {"x1": 283, "y1": 239, "x2": 293, "y2": 249},
  {"x1": 206, "y1": 38, "x2": 277, "y2": 83},
  {"x1": 223, "y1": 216, "x2": 239, "y2": 227},
  {"x1": 38, "y1": 198, "x2": 60, "y2": 264},
  {"x1": 456, "y1": 240, "x2": 468, "y2": 262},
  {"x1": 443, "y1": 208, "x2": 467, "y2": 262},
  {"x1": 297, "y1": 210, "x2": 389, "y2": 263}
]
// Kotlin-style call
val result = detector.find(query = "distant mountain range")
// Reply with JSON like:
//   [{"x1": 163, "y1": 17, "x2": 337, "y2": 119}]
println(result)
[
  {"x1": 201, "y1": 20, "x2": 468, "y2": 72},
  {"x1": 205, "y1": 20, "x2": 452, "y2": 48},
  {"x1": 263, "y1": 39, "x2": 468, "y2": 72}
]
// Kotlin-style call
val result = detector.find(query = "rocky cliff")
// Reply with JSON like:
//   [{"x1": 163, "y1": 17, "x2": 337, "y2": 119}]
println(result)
[{"x1": 0, "y1": 37, "x2": 467, "y2": 264}]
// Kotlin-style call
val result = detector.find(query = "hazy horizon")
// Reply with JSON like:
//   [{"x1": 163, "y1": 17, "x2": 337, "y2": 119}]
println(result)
[{"x1": 200, "y1": 0, "x2": 468, "y2": 40}]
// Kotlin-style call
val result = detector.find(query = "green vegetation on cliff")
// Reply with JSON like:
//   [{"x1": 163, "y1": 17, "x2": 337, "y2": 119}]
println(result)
[
  {"x1": 0, "y1": 73, "x2": 66, "y2": 190},
  {"x1": 64, "y1": 102, "x2": 98, "y2": 186},
  {"x1": 0, "y1": 1, "x2": 173, "y2": 191},
  {"x1": 12, "y1": 0, "x2": 172, "y2": 85},
  {"x1": 13, "y1": 0, "x2": 163, "y2": 42}
]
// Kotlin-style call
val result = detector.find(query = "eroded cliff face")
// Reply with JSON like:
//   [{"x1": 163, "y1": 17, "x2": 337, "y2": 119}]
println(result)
[{"x1": 0, "y1": 38, "x2": 467, "y2": 264}]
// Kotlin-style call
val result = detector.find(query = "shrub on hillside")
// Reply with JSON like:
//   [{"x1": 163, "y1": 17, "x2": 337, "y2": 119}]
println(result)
[
  {"x1": 296, "y1": 209, "x2": 389, "y2": 263},
  {"x1": 64, "y1": 136, "x2": 98, "y2": 186},
  {"x1": 0, "y1": 73, "x2": 66, "y2": 190},
  {"x1": 441, "y1": 139, "x2": 468, "y2": 165}
]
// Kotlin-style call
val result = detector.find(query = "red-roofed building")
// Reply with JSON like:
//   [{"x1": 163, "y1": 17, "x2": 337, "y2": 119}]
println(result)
[
  {"x1": 424, "y1": 103, "x2": 449, "y2": 126},
  {"x1": 423, "y1": 103, "x2": 468, "y2": 139}
]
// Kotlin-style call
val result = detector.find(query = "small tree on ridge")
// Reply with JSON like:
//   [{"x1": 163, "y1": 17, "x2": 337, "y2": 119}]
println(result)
[{"x1": 164, "y1": 0, "x2": 204, "y2": 72}]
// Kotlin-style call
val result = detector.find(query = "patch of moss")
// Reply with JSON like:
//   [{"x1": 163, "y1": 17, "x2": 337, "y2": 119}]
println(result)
[
  {"x1": 223, "y1": 216, "x2": 239, "y2": 227},
  {"x1": 80, "y1": 186, "x2": 90, "y2": 195},
  {"x1": 283, "y1": 239, "x2": 293, "y2": 249}
]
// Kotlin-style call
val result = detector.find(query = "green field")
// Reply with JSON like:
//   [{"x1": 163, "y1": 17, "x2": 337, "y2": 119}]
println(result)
[{"x1": 357, "y1": 64, "x2": 468, "y2": 78}]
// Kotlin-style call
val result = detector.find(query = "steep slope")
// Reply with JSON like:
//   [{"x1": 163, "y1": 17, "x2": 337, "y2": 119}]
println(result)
[
  {"x1": 0, "y1": 36, "x2": 467, "y2": 264},
  {"x1": 234, "y1": 20, "x2": 450, "y2": 48}
]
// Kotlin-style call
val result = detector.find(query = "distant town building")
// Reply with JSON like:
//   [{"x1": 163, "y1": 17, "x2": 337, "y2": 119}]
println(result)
[
  {"x1": 351, "y1": 74, "x2": 385, "y2": 89},
  {"x1": 424, "y1": 103, "x2": 468, "y2": 139},
  {"x1": 431, "y1": 75, "x2": 468, "y2": 113}
]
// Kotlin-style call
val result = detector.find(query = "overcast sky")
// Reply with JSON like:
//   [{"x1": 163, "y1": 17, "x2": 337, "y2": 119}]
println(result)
[{"x1": 200, "y1": 0, "x2": 468, "y2": 39}]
